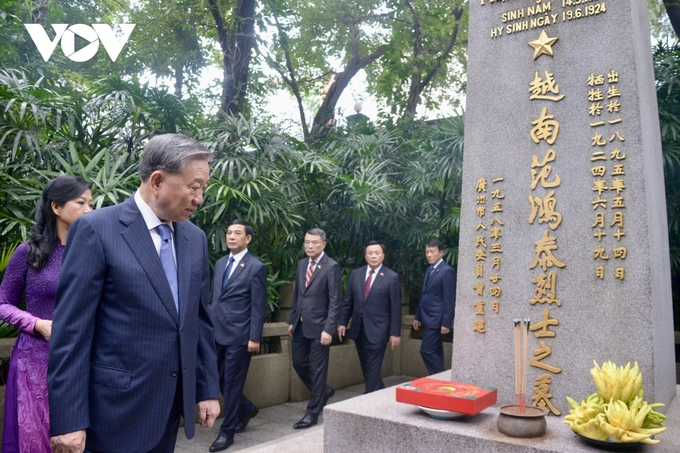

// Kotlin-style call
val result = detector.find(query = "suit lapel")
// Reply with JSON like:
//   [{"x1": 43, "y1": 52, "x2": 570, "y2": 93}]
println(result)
[
  {"x1": 221, "y1": 252, "x2": 250, "y2": 294},
  {"x1": 120, "y1": 198, "x2": 179, "y2": 326},
  {"x1": 174, "y1": 221, "x2": 191, "y2": 326},
  {"x1": 303, "y1": 254, "x2": 327, "y2": 292}
]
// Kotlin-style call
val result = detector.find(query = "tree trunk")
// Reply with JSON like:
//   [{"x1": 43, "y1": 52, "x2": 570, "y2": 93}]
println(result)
[
  {"x1": 209, "y1": 0, "x2": 257, "y2": 116},
  {"x1": 664, "y1": 0, "x2": 680, "y2": 38}
]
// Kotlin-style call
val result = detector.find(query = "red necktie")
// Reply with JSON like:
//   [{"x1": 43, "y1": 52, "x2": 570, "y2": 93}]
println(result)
[
  {"x1": 305, "y1": 260, "x2": 316, "y2": 287},
  {"x1": 364, "y1": 269, "x2": 375, "y2": 300}
]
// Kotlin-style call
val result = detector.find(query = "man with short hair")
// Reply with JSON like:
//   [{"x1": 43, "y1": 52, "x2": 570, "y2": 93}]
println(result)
[
  {"x1": 48, "y1": 133, "x2": 221, "y2": 453},
  {"x1": 338, "y1": 240, "x2": 401, "y2": 393},
  {"x1": 288, "y1": 228, "x2": 342, "y2": 429},
  {"x1": 209, "y1": 219, "x2": 267, "y2": 452},
  {"x1": 413, "y1": 239, "x2": 457, "y2": 375}
]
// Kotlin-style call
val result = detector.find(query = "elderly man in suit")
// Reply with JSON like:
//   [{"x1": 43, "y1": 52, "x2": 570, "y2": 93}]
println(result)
[
  {"x1": 209, "y1": 219, "x2": 267, "y2": 452},
  {"x1": 287, "y1": 228, "x2": 342, "y2": 429},
  {"x1": 338, "y1": 240, "x2": 401, "y2": 393},
  {"x1": 413, "y1": 239, "x2": 457, "y2": 375},
  {"x1": 48, "y1": 134, "x2": 221, "y2": 453}
]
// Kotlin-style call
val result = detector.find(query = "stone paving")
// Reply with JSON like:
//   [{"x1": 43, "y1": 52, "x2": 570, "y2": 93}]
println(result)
[{"x1": 174, "y1": 375, "x2": 415, "y2": 453}]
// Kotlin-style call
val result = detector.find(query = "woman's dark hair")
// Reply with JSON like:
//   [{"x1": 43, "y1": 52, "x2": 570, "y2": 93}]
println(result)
[{"x1": 27, "y1": 176, "x2": 92, "y2": 270}]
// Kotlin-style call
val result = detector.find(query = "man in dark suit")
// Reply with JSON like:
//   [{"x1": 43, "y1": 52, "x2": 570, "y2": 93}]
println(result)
[
  {"x1": 288, "y1": 228, "x2": 342, "y2": 429},
  {"x1": 338, "y1": 240, "x2": 401, "y2": 393},
  {"x1": 413, "y1": 239, "x2": 457, "y2": 375},
  {"x1": 48, "y1": 134, "x2": 221, "y2": 453},
  {"x1": 209, "y1": 219, "x2": 267, "y2": 452}
]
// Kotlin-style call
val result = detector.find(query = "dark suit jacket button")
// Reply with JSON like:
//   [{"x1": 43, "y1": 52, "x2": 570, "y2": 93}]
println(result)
[{"x1": 171, "y1": 370, "x2": 178, "y2": 377}]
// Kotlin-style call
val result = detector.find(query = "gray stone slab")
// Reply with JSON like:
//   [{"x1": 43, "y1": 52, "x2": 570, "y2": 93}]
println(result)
[
  {"x1": 324, "y1": 381, "x2": 680, "y2": 452},
  {"x1": 454, "y1": 0, "x2": 676, "y2": 415}
]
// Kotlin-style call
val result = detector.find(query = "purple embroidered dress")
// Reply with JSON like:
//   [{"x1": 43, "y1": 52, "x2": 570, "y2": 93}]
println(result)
[{"x1": 0, "y1": 241, "x2": 63, "y2": 453}]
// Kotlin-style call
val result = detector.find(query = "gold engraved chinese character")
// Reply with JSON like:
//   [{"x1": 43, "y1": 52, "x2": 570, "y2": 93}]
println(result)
[
  {"x1": 476, "y1": 206, "x2": 486, "y2": 217},
  {"x1": 589, "y1": 102, "x2": 603, "y2": 116},
  {"x1": 473, "y1": 281, "x2": 485, "y2": 296},
  {"x1": 587, "y1": 73, "x2": 605, "y2": 86},
  {"x1": 591, "y1": 151, "x2": 606, "y2": 161},
  {"x1": 476, "y1": 178, "x2": 488, "y2": 192},
  {"x1": 607, "y1": 86, "x2": 621, "y2": 98},
  {"x1": 613, "y1": 247, "x2": 627, "y2": 259},
  {"x1": 491, "y1": 216, "x2": 505, "y2": 226},
  {"x1": 474, "y1": 300, "x2": 485, "y2": 315},
  {"x1": 476, "y1": 222, "x2": 487, "y2": 231},
  {"x1": 616, "y1": 268, "x2": 625, "y2": 280},
  {"x1": 591, "y1": 166, "x2": 606, "y2": 177},
  {"x1": 531, "y1": 165, "x2": 561, "y2": 189},
  {"x1": 476, "y1": 236, "x2": 487, "y2": 248},
  {"x1": 530, "y1": 309, "x2": 558, "y2": 338},
  {"x1": 490, "y1": 227, "x2": 502, "y2": 240},
  {"x1": 596, "y1": 266, "x2": 605, "y2": 279},
  {"x1": 613, "y1": 229, "x2": 626, "y2": 241},
  {"x1": 489, "y1": 274, "x2": 502, "y2": 283},
  {"x1": 476, "y1": 264, "x2": 484, "y2": 278},
  {"x1": 592, "y1": 133, "x2": 607, "y2": 146},
  {"x1": 592, "y1": 212, "x2": 605, "y2": 228},
  {"x1": 490, "y1": 243, "x2": 503, "y2": 253},
  {"x1": 531, "y1": 108, "x2": 560, "y2": 145},
  {"x1": 530, "y1": 271, "x2": 561, "y2": 306},
  {"x1": 612, "y1": 197, "x2": 626, "y2": 209},
  {"x1": 491, "y1": 188, "x2": 505, "y2": 199},
  {"x1": 593, "y1": 230, "x2": 606, "y2": 241},
  {"x1": 612, "y1": 164, "x2": 625, "y2": 176},
  {"x1": 594, "y1": 246, "x2": 610, "y2": 260},
  {"x1": 492, "y1": 257, "x2": 501, "y2": 270},
  {"x1": 474, "y1": 319, "x2": 486, "y2": 333},
  {"x1": 610, "y1": 132, "x2": 625, "y2": 142},
  {"x1": 492, "y1": 203, "x2": 503, "y2": 213},
  {"x1": 532, "y1": 374, "x2": 561, "y2": 416},
  {"x1": 529, "y1": 71, "x2": 565, "y2": 101},
  {"x1": 530, "y1": 341, "x2": 562, "y2": 374},
  {"x1": 608, "y1": 70, "x2": 619, "y2": 83},
  {"x1": 530, "y1": 230, "x2": 566, "y2": 271},
  {"x1": 604, "y1": 211, "x2": 619, "y2": 227},
  {"x1": 475, "y1": 249, "x2": 487, "y2": 261},
  {"x1": 591, "y1": 197, "x2": 607, "y2": 210},
  {"x1": 610, "y1": 178, "x2": 626, "y2": 195},
  {"x1": 592, "y1": 180, "x2": 608, "y2": 195},
  {"x1": 528, "y1": 190, "x2": 562, "y2": 230},
  {"x1": 476, "y1": 195, "x2": 487, "y2": 204},
  {"x1": 587, "y1": 88, "x2": 604, "y2": 101},
  {"x1": 607, "y1": 100, "x2": 621, "y2": 113},
  {"x1": 490, "y1": 286, "x2": 502, "y2": 297},
  {"x1": 492, "y1": 301, "x2": 500, "y2": 313},
  {"x1": 610, "y1": 148, "x2": 626, "y2": 160}
]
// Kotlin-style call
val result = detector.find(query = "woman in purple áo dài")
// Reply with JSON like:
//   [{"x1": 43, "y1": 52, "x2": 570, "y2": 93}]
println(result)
[{"x1": 0, "y1": 176, "x2": 92, "y2": 453}]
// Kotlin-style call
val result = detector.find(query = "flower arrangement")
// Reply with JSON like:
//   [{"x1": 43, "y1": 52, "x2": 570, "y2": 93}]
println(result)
[{"x1": 564, "y1": 361, "x2": 667, "y2": 444}]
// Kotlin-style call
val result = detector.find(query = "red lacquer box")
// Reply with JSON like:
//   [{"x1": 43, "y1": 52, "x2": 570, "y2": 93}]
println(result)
[{"x1": 396, "y1": 377, "x2": 498, "y2": 415}]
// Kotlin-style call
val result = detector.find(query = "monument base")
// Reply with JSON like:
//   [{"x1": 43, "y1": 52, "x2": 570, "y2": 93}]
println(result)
[{"x1": 324, "y1": 372, "x2": 680, "y2": 452}]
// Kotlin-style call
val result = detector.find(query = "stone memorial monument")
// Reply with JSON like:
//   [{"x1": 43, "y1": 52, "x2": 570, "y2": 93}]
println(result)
[
  {"x1": 452, "y1": 0, "x2": 676, "y2": 415},
  {"x1": 324, "y1": 1, "x2": 679, "y2": 451}
]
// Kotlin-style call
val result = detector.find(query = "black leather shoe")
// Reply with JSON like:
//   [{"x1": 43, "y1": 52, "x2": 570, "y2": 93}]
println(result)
[
  {"x1": 235, "y1": 407, "x2": 259, "y2": 433},
  {"x1": 209, "y1": 434, "x2": 234, "y2": 452},
  {"x1": 293, "y1": 413, "x2": 318, "y2": 429},
  {"x1": 322, "y1": 387, "x2": 335, "y2": 407}
]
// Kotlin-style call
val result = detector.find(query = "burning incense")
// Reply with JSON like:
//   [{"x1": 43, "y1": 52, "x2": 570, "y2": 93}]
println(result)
[{"x1": 513, "y1": 318, "x2": 530, "y2": 413}]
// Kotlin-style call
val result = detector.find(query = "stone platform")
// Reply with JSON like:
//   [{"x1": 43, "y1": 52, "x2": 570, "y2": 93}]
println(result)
[{"x1": 324, "y1": 372, "x2": 680, "y2": 453}]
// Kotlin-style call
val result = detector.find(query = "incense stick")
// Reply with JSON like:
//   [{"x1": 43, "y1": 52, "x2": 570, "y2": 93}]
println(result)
[
  {"x1": 514, "y1": 319, "x2": 521, "y2": 409},
  {"x1": 521, "y1": 318, "x2": 530, "y2": 413}
]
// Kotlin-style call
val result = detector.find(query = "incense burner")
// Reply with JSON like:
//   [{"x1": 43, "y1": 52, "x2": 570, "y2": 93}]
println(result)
[{"x1": 497, "y1": 405, "x2": 549, "y2": 438}]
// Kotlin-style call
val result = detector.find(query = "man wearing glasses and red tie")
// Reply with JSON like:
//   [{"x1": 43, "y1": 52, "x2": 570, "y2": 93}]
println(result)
[{"x1": 288, "y1": 228, "x2": 342, "y2": 429}]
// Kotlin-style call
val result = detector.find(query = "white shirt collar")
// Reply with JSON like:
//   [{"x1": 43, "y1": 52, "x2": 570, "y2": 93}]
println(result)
[
  {"x1": 310, "y1": 252, "x2": 324, "y2": 265},
  {"x1": 433, "y1": 258, "x2": 444, "y2": 269},
  {"x1": 229, "y1": 248, "x2": 248, "y2": 265},
  {"x1": 366, "y1": 264, "x2": 382, "y2": 277},
  {"x1": 134, "y1": 190, "x2": 173, "y2": 232}
]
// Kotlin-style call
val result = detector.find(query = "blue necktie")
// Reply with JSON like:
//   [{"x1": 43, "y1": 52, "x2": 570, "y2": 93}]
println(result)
[
  {"x1": 157, "y1": 224, "x2": 178, "y2": 313},
  {"x1": 222, "y1": 256, "x2": 235, "y2": 290},
  {"x1": 424, "y1": 266, "x2": 435, "y2": 287}
]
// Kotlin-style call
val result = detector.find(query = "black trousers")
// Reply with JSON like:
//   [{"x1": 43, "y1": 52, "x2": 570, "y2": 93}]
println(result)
[
  {"x1": 292, "y1": 322, "x2": 332, "y2": 415},
  {"x1": 216, "y1": 343, "x2": 256, "y2": 437},
  {"x1": 420, "y1": 327, "x2": 445, "y2": 375},
  {"x1": 354, "y1": 326, "x2": 387, "y2": 393}
]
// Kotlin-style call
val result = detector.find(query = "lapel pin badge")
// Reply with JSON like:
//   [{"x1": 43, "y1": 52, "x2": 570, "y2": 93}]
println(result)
[
  {"x1": 380, "y1": 272, "x2": 384, "y2": 276},
  {"x1": 240, "y1": 263, "x2": 245, "y2": 267}
]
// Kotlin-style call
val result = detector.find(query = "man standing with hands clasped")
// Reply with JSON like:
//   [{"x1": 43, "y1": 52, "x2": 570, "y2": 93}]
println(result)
[
  {"x1": 209, "y1": 219, "x2": 267, "y2": 452},
  {"x1": 288, "y1": 228, "x2": 342, "y2": 429},
  {"x1": 48, "y1": 133, "x2": 220, "y2": 453},
  {"x1": 413, "y1": 239, "x2": 457, "y2": 375},
  {"x1": 338, "y1": 240, "x2": 401, "y2": 393}
]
